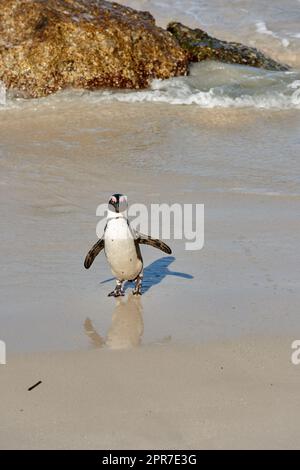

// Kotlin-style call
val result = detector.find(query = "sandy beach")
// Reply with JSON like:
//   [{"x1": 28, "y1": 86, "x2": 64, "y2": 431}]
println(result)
[
  {"x1": 1, "y1": 99, "x2": 300, "y2": 449},
  {"x1": 1, "y1": 338, "x2": 300, "y2": 449},
  {"x1": 1, "y1": 0, "x2": 300, "y2": 451},
  {"x1": 1, "y1": 102, "x2": 299, "y2": 350}
]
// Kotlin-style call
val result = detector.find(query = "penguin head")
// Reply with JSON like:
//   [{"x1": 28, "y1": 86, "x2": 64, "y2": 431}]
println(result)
[{"x1": 108, "y1": 193, "x2": 128, "y2": 214}]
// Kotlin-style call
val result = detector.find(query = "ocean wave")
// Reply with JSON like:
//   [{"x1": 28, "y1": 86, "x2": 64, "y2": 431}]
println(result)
[
  {"x1": 1, "y1": 62, "x2": 300, "y2": 111},
  {"x1": 94, "y1": 62, "x2": 300, "y2": 110},
  {"x1": 98, "y1": 82, "x2": 300, "y2": 109}
]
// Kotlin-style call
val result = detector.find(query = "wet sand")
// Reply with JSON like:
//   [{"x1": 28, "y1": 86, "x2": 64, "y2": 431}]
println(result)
[
  {"x1": 0, "y1": 95, "x2": 300, "y2": 449},
  {"x1": 0, "y1": 102, "x2": 299, "y2": 352}
]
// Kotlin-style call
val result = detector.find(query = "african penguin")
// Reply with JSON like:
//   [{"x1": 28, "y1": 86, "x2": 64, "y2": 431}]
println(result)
[{"x1": 84, "y1": 193, "x2": 172, "y2": 297}]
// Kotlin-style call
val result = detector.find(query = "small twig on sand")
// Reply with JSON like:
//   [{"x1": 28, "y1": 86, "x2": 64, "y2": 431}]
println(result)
[{"x1": 28, "y1": 380, "x2": 42, "y2": 391}]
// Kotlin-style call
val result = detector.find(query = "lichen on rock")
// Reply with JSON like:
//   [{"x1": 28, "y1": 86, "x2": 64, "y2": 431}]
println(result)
[
  {"x1": 0, "y1": 0, "x2": 188, "y2": 98},
  {"x1": 167, "y1": 22, "x2": 289, "y2": 72}
]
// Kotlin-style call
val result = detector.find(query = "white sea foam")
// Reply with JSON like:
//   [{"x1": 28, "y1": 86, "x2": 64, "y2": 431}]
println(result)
[
  {"x1": 255, "y1": 21, "x2": 290, "y2": 48},
  {"x1": 97, "y1": 86, "x2": 300, "y2": 109},
  {"x1": 256, "y1": 21, "x2": 277, "y2": 37},
  {"x1": 281, "y1": 38, "x2": 290, "y2": 48},
  {"x1": 0, "y1": 82, "x2": 6, "y2": 106},
  {"x1": 288, "y1": 80, "x2": 300, "y2": 89},
  {"x1": 1, "y1": 63, "x2": 300, "y2": 111},
  {"x1": 91, "y1": 62, "x2": 300, "y2": 110}
]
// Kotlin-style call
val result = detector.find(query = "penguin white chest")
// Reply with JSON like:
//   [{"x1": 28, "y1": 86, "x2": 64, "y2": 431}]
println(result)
[{"x1": 104, "y1": 219, "x2": 142, "y2": 281}]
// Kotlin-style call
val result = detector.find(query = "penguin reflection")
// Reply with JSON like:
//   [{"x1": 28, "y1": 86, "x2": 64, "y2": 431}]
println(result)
[{"x1": 84, "y1": 294, "x2": 143, "y2": 350}]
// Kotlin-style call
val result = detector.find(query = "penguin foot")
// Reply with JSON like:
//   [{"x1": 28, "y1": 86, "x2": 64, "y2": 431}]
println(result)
[
  {"x1": 133, "y1": 271, "x2": 143, "y2": 296},
  {"x1": 132, "y1": 287, "x2": 142, "y2": 296},
  {"x1": 108, "y1": 289, "x2": 125, "y2": 297}
]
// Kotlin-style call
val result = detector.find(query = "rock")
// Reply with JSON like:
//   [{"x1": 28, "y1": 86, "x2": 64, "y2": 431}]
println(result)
[
  {"x1": 167, "y1": 22, "x2": 289, "y2": 72},
  {"x1": 0, "y1": 0, "x2": 188, "y2": 98}
]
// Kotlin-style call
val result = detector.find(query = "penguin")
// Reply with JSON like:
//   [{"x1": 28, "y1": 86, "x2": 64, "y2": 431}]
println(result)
[{"x1": 84, "y1": 193, "x2": 172, "y2": 297}]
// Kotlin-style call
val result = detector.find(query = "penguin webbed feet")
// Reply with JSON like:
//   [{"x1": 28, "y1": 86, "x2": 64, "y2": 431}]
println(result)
[
  {"x1": 132, "y1": 286, "x2": 142, "y2": 296},
  {"x1": 108, "y1": 289, "x2": 125, "y2": 297},
  {"x1": 108, "y1": 280, "x2": 125, "y2": 297},
  {"x1": 132, "y1": 272, "x2": 143, "y2": 296},
  {"x1": 107, "y1": 275, "x2": 143, "y2": 297}
]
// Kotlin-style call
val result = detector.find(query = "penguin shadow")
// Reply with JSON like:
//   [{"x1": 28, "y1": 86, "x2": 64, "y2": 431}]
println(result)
[
  {"x1": 139, "y1": 256, "x2": 193, "y2": 294},
  {"x1": 84, "y1": 294, "x2": 144, "y2": 350},
  {"x1": 100, "y1": 256, "x2": 193, "y2": 294}
]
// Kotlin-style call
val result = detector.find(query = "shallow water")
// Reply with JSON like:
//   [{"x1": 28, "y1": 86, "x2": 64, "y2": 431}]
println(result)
[
  {"x1": 87, "y1": 62, "x2": 300, "y2": 109},
  {"x1": 120, "y1": 0, "x2": 300, "y2": 67},
  {"x1": 2, "y1": 61, "x2": 300, "y2": 110},
  {"x1": 0, "y1": 1, "x2": 300, "y2": 353}
]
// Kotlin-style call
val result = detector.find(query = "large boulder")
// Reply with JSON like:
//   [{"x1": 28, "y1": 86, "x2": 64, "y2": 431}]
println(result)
[
  {"x1": 0, "y1": 0, "x2": 188, "y2": 97},
  {"x1": 167, "y1": 22, "x2": 289, "y2": 72}
]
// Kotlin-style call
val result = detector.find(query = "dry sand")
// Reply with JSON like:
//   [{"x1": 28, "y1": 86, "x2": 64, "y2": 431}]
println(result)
[{"x1": 1, "y1": 337, "x2": 300, "y2": 449}]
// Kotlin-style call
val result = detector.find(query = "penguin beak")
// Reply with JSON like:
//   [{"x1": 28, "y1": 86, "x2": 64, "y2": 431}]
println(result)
[
  {"x1": 109, "y1": 197, "x2": 119, "y2": 213},
  {"x1": 108, "y1": 194, "x2": 127, "y2": 213}
]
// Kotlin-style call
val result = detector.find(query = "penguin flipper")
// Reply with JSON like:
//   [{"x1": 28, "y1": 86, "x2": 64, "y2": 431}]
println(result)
[
  {"x1": 136, "y1": 232, "x2": 172, "y2": 255},
  {"x1": 84, "y1": 238, "x2": 105, "y2": 269}
]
